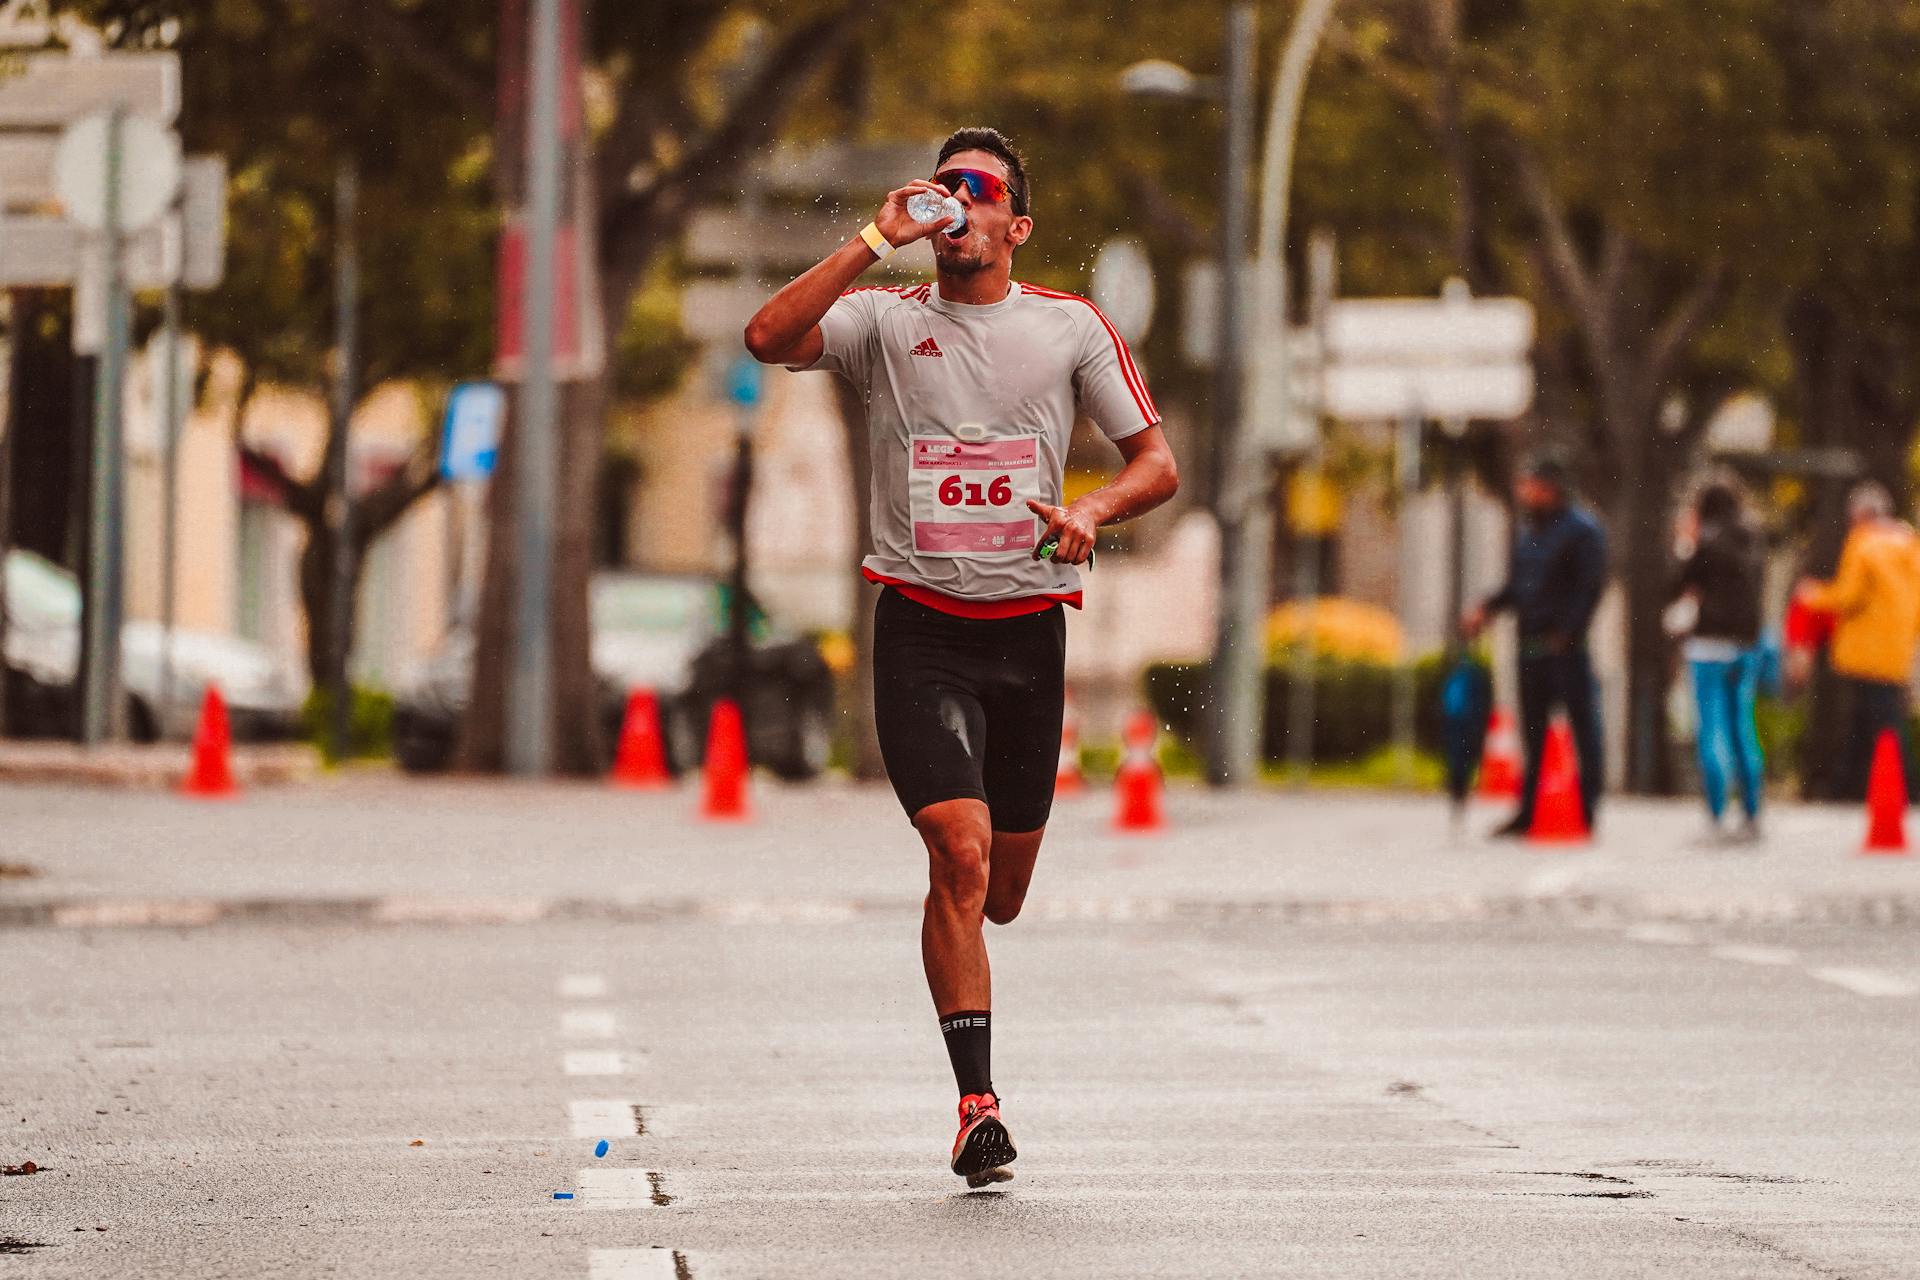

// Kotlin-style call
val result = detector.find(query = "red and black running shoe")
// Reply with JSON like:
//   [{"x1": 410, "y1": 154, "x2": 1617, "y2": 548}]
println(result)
[{"x1": 950, "y1": 1092, "x2": 1017, "y2": 1186}]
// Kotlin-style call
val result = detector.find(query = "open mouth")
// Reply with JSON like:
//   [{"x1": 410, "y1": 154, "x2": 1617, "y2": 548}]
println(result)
[{"x1": 942, "y1": 224, "x2": 969, "y2": 242}]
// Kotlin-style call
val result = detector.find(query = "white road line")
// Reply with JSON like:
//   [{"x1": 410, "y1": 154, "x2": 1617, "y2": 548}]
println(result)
[
  {"x1": 560, "y1": 973, "x2": 609, "y2": 999},
  {"x1": 1623, "y1": 923, "x2": 1698, "y2": 946},
  {"x1": 562, "y1": 1009, "x2": 618, "y2": 1039},
  {"x1": 578, "y1": 1168, "x2": 660, "y2": 1209},
  {"x1": 564, "y1": 1050, "x2": 629, "y2": 1076},
  {"x1": 589, "y1": 1248, "x2": 687, "y2": 1278},
  {"x1": 569, "y1": 1099, "x2": 637, "y2": 1138},
  {"x1": 1808, "y1": 967, "x2": 1919, "y2": 998},
  {"x1": 1710, "y1": 944, "x2": 1798, "y2": 967}
]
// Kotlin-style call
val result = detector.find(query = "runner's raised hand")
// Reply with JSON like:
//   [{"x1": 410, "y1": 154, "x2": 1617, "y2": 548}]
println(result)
[{"x1": 875, "y1": 179, "x2": 960, "y2": 248}]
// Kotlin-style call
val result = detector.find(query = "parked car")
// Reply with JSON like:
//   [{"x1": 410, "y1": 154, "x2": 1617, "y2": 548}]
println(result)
[
  {"x1": 391, "y1": 573, "x2": 836, "y2": 780},
  {"x1": 2, "y1": 548, "x2": 309, "y2": 741}
]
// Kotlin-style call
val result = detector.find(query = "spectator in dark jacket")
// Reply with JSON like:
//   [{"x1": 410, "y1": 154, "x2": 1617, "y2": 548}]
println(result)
[
  {"x1": 1668, "y1": 477, "x2": 1765, "y2": 840},
  {"x1": 1463, "y1": 452, "x2": 1609, "y2": 837}
]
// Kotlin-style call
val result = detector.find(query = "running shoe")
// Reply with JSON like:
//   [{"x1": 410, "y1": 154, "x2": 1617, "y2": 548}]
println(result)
[{"x1": 951, "y1": 1092, "x2": 1017, "y2": 1186}]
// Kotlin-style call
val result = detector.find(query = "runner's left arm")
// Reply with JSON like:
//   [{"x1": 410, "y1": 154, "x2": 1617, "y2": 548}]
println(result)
[{"x1": 1027, "y1": 306, "x2": 1179, "y2": 565}]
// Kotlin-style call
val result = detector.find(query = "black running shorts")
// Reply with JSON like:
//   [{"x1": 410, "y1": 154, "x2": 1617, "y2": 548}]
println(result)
[{"x1": 871, "y1": 587, "x2": 1067, "y2": 832}]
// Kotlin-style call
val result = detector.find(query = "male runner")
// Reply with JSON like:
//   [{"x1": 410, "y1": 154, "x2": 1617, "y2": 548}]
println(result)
[{"x1": 744, "y1": 127, "x2": 1178, "y2": 1185}]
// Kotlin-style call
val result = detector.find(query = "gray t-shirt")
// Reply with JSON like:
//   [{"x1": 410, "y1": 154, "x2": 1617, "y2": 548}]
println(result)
[{"x1": 799, "y1": 279, "x2": 1160, "y2": 603}]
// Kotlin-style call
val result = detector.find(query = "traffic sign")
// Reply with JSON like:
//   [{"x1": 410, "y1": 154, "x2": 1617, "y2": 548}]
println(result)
[
  {"x1": 439, "y1": 381, "x2": 507, "y2": 481},
  {"x1": 1321, "y1": 282, "x2": 1535, "y2": 422},
  {"x1": 54, "y1": 110, "x2": 181, "y2": 232},
  {"x1": 0, "y1": 51, "x2": 179, "y2": 128},
  {"x1": 1322, "y1": 361, "x2": 1534, "y2": 421},
  {"x1": 1325, "y1": 296, "x2": 1532, "y2": 362},
  {"x1": 1091, "y1": 237, "x2": 1155, "y2": 345},
  {"x1": 725, "y1": 354, "x2": 763, "y2": 407}
]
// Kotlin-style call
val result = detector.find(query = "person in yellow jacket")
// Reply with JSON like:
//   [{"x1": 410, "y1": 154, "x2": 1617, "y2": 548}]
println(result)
[{"x1": 1796, "y1": 482, "x2": 1920, "y2": 797}]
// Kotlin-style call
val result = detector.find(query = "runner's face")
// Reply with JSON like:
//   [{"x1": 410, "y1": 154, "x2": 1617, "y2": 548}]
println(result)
[{"x1": 930, "y1": 149, "x2": 1031, "y2": 277}]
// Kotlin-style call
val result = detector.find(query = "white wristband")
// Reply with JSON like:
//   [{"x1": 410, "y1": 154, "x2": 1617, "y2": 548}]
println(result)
[{"x1": 859, "y1": 221, "x2": 895, "y2": 260}]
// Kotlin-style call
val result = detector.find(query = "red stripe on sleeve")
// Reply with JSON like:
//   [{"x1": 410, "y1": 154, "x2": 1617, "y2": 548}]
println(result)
[{"x1": 1019, "y1": 284, "x2": 1159, "y2": 426}]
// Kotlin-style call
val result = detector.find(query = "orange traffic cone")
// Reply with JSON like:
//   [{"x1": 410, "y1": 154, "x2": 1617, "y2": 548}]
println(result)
[
  {"x1": 180, "y1": 686, "x2": 238, "y2": 799},
  {"x1": 1479, "y1": 706, "x2": 1521, "y2": 799},
  {"x1": 1862, "y1": 728, "x2": 1908, "y2": 855},
  {"x1": 700, "y1": 697, "x2": 750, "y2": 821},
  {"x1": 610, "y1": 688, "x2": 671, "y2": 790},
  {"x1": 1112, "y1": 709, "x2": 1166, "y2": 833},
  {"x1": 1527, "y1": 719, "x2": 1588, "y2": 845},
  {"x1": 1055, "y1": 696, "x2": 1084, "y2": 796}
]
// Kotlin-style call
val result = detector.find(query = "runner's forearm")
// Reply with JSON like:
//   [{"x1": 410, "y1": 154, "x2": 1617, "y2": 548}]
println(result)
[
  {"x1": 744, "y1": 237, "x2": 883, "y2": 363},
  {"x1": 1072, "y1": 446, "x2": 1179, "y2": 528}
]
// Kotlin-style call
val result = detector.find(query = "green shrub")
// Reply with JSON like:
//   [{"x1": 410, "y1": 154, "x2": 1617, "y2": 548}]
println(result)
[
  {"x1": 302, "y1": 685, "x2": 396, "y2": 764},
  {"x1": 1144, "y1": 651, "x2": 1481, "y2": 766}
]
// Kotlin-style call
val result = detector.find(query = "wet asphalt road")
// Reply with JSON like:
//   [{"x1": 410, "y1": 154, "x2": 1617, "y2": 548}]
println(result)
[{"x1": 5, "y1": 905, "x2": 1918, "y2": 1275}]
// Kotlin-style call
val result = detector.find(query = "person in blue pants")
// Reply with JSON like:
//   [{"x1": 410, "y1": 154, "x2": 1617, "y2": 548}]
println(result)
[{"x1": 1669, "y1": 478, "x2": 1766, "y2": 840}]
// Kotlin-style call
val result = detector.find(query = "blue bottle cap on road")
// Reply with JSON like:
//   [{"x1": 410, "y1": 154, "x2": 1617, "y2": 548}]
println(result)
[
  {"x1": 553, "y1": 1192, "x2": 575, "y2": 1200},
  {"x1": 594, "y1": 1140, "x2": 610, "y2": 1158}
]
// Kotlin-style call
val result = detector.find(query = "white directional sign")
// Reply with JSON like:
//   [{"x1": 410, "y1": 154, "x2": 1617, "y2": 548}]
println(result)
[
  {"x1": 0, "y1": 51, "x2": 179, "y2": 127},
  {"x1": 1322, "y1": 361, "x2": 1534, "y2": 421},
  {"x1": 1324, "y1": 296, "x2": 1533, "y2": 363},
  {"x1": 1322, "y1": 284, "x2": 1535, "y2": 422}
]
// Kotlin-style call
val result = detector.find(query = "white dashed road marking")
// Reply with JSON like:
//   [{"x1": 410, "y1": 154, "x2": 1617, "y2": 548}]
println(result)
[
  {"x1": 569, "y1": 1098, "x2": 638, "y2": 1138},
  {"x1": 563, "y1": 1009, "x2": 618, "y2": 1039},
  {"x1": 561, "y1": 973, "x2": 609, "y2": 999},
  {"x1": 1623, "y1": 923, "x2": 1698, "y2": 946},
  {"x1": 578, "y1": 1168, "x2": 662, "y2": 1209},
  {"x1": 564, "y1": 1050, "x2": 630, "y2": 1076},
  {"x1": 1710, "y1": 944, "x2": 1798, "y2": 967},
  {"x1": 1808, "y1": 967, "x2": 1919, "y2": 998},
  {"x1": 589, "y1": 1248, "x2": 689, "y2": 1278}
]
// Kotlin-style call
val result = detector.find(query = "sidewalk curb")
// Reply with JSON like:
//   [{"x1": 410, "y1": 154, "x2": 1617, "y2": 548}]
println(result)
[
  {"x1": 2, "y1": 891, "x2": 1916, "y2": 931},
  {"x1": 0, "y1": 743, "x2": 323, "y2": 789}
]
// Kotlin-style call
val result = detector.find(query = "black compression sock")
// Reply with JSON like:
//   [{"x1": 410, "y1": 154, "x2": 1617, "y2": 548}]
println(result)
[{"x1": 939, "y1": 1010, "x2": 994, "y2": 1098}]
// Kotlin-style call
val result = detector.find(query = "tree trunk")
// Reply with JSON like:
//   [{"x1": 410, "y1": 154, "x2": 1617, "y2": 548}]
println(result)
[
  {"x1": 830, "y1": 375, "x2": 884, "y2": 779},
  {"x1": 1612, "y1": 425, "x2": 1684, "y2": 796}
]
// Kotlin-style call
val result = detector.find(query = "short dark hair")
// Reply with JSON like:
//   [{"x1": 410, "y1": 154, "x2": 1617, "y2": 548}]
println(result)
[
  {"x1": 935, "y1": 127, "x2": 1030, "y2": 217},
  {"x1": 1522, "y1": 448, "x2": 1573, "y2": 492}
]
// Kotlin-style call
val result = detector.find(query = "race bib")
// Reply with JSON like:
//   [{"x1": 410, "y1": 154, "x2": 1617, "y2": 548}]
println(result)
[{"x1": 909, "y1": 434, "x2": 1039, "y2": 557}]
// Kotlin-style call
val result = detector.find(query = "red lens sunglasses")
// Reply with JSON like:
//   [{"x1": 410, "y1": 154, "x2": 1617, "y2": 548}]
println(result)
[{"x1": 932, "y1": 167, "x2": 1013, "y2": 205}]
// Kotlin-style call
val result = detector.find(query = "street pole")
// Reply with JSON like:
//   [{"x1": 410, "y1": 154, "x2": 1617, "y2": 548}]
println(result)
[
  {"x1": 1392, "y1": 405, "x2": 1423, "y2": 783},
  {"x1": 728, "y1": 404, "x2": 754, "y2": 699},
  {"x1": 1285, "y1": 230, "x2": 1338, "y2": 782},
  {"x1": 158, "y1": 268, "x2": 183, "y2": 725},
  {"x1": 327, "y1": 159, "x2": 359, "y2": 762},
  {"x1": 1208, "y1": 0, "x2": 1341, "y2": 787},
  {"x1": 79, "y1": 105, "x2": 129, "y2": 746},
  {"x1": 0, "y1": 295, "x2": 11, "y2": 740},
  {"x1": 1444, "y1": 419, "x2": 1469, "y2": 651},
  {"x1": 507, "y1": 0, "x2": 562, "y2": 776},
  {"x1": 1203, "y1": 2, "x2": 1257, "y2": 786}
]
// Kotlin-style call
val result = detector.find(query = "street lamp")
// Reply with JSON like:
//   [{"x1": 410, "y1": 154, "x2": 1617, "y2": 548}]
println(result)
[{"x1": 1122, "y1": 0, "x2": 1339, "y2": 787}]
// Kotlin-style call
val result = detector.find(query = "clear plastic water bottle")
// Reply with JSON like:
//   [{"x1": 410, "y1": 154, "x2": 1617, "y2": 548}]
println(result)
[{"x1": 906, "y1": 191, "x2": 966, "y2": 235}]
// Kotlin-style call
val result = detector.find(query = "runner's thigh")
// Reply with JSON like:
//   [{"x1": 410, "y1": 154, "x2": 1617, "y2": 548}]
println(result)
[
  {"x1": 979, "y1": 605, "x2": 1067, "y2": 833},
  {"x1": 872, "y1": 588, "x2": 991, "y2": 821}
]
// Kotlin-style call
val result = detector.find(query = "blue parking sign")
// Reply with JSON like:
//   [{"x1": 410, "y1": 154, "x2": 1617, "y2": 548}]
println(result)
[
  {"x1": 440, "y1": 381, "x2": 506, "y2": 481},
  {"x1": 725, "y1": 354, "x2": 763, "y2": 407}
]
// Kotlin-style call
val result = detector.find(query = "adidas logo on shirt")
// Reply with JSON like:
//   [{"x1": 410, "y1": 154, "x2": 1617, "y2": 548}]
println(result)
[{"x1": 910, "y1": 336, "x2": 944, "y2": 358}]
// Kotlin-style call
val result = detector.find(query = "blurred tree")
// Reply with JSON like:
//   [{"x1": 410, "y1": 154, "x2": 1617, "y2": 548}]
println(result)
[
  {"x1": 460, "y1": 0, "x2": 879, "y2": 773},
  {"x1": 52, "y1": 0, "x2": 497, "y2": 688},
  {"x1": 56, "y1": 0, "x2": 874, "y2": 772},
  {"x1": 1309, "y1": 0, "x2": 1920, "y2": 792}
]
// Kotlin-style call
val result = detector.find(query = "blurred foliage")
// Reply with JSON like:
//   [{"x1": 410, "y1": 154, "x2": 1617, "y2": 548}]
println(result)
[
  {"x1": 1146, "y1": 650, "x2": 1459, "y2": 764},
  {"x1": 1265, "y1": 596, "x2": 1404, "y2": 663},
  {"x1": 301, "y1": 684, "x2": 396, "y2": 764}
]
